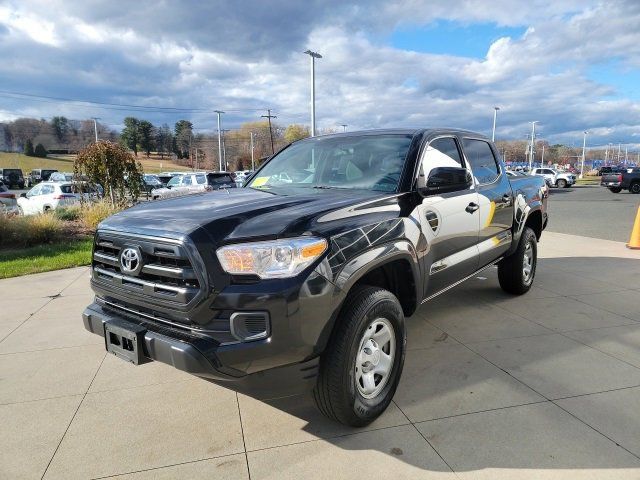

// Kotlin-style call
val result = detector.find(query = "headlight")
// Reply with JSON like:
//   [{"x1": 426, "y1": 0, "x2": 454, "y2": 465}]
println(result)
[{"x1": 216, "y1": 237, "x2": 328, "y2": 279}]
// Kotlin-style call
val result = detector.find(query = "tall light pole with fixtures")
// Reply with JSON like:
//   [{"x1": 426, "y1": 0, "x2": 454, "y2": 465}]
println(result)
[
  {"x1": 304, "y1": 50, "x2": 322, "y2": 136},
  {"x1": 91, "y1": 117, "x2": 100, "y2": 142},
  {"x1": 528, "y1": 121, "x2": 538, "y2": 170},
  {"x1": 341, "y1": 124, "x2": 347, "y2": 132},
  {"x1": 491, "y1": 107, "x2": 500, "y2": 142},
  {"x1": 579, "y1": 131, "x2": 588, "y2": 179},
  {"x1": 214, "y1": 110, "x2": 224, "y2": 171}
]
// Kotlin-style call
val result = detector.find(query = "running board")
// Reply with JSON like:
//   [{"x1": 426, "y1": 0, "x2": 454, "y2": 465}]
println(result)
[{"x1": 421, "y1": 258, "x2": 503, "y2": 304}]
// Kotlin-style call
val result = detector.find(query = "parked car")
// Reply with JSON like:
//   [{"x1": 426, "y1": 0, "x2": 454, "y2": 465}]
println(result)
[
  {"x1": 0, "y1": 168, "x2": 25, "y2": 189},
  {"x1": 0, "y1": 180, "x2": 19, "y2": 215},
  {"x1": 49, "y1": 172, "x2": 75, "y2": 182},
  {"x1": 17, "y1": 181, "x2": 96, "y2": 215},
  {"x1": 152, "y1": 172, "x2": 235, "y2": 200},
  {"x1": 82, "y1": 128, "x2": 548, "y2": 426},
  {"x1": 27, "y1": 168, "x2": 58, "y2": 187},
  {"x1": 140, "y1": 174, "x2": 163, "y2": 196},
  {"x1": 529, "y1": 167, "x2": 576, "y2": 188},
  {"x1": 601, "y1": 168, "x2": 640, "y2": 193},
  {"x1": 157, "y1": 171, "x2": 186, "y2": 186}
]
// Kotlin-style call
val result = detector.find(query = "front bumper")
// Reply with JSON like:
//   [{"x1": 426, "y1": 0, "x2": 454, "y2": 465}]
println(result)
[{"x1": 83, "y1": 302, "x2": 320, "y2": 398}]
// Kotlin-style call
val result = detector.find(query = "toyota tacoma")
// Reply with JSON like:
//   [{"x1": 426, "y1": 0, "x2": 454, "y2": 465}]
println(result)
[{"x1": 83, "y1": 129, "x2": 548, "y2": 426}]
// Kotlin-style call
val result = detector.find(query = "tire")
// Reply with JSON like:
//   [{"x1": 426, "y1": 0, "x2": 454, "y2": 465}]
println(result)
[
  {"x1": 313, "y1": 286, "x2": 406, "y2": 427},
  {"x1": 498, "y1": 227, "x2": 537, "y2": 295},
  {"x1": 18, "y1": 206, "x2": 24, "y2": 216},
  {"x1": 631, "y1": 183, "x2": 640, "y2": 194},
  {"x1": 557, "y1": 179, "x2": 567, "y2": 188},
  {"x1": 609, "y1": 187, "x2": 622, "y2": 193}
]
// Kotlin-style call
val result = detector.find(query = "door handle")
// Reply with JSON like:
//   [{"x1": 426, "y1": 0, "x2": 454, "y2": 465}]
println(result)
[{"x1": 465, "y1": 202, "x2": 479, "y2": 214}]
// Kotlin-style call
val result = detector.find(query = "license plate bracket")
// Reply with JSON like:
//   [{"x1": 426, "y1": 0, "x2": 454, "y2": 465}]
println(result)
[{"x1": 104, "y1": 319, "x2": 147, "y2": 365}]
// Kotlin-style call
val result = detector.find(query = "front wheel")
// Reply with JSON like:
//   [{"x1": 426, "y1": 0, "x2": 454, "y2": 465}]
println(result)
[
  {"x1": 609, "y1": 187, "x2": 622, "y2": 193},
  {"x1": 498, "y1": 227, "x2": 537, "y2": 295},
  {"x1": 313, "y1": 286, "x2": 406, "y2": 427},
  {"x1": 557, "y1": 179, "x2": 567, "y2": 188}
]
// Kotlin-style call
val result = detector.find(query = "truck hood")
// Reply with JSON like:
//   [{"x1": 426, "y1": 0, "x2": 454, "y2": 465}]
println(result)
[{"x1": 99, "y1": 187, "x2": 401, "y2": 243}]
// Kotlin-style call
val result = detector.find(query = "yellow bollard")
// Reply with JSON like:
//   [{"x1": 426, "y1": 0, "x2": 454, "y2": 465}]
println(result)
[{"x1": 627, "y1": 205, "x2": 640, "y2": 250}]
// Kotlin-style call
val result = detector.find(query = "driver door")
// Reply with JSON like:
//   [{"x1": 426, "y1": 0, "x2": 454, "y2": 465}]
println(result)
[{"x1": 417, "y1": 136, "x2": 480, "y2": 297}]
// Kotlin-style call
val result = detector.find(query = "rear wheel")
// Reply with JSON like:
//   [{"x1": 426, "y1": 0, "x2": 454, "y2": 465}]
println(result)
[
  {"x1": 498, "y1": 227, "x2": 537, "y2": 295},
  {"x1": 557, "y1": 179, "x2": 567, "y2": 188},
  {"x1": 609, "y1": 187, "x2": 622, "y2": 193},
  {"x1": 631, "y1": 183, "x2": 640, "y2": 194},
  {"x1": 313, "y1": 286, "x2": 406, "y2": 427}
]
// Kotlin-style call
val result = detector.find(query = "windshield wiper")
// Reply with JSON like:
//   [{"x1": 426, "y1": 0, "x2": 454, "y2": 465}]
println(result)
[{"x1": 312, "y1": 185, "x2": 333, "y2": 189}]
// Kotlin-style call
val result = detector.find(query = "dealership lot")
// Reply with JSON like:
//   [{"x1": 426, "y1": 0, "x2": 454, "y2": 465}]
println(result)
[{"x1": 2, "y1": 227, "x2": 640, "y2": 479}]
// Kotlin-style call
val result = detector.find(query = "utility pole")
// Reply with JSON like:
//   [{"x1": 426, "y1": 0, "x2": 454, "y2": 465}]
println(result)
[
  {"x1": 580, "y1": 131, "x2": 588, "y2": 179},
  {"x1": 250, "y1": 132, "x2": 255, "y2": 171},
  {"x1": 625, "y1": 147, "x2": 628, "y2": 165},
  {"x1": 541, "y1": 143, "x2": 545, "y2": 165},
  {"x1": 91, "y1": 117, "x2": 100, "y2": 142},
  {"x1": 618, "y1": 143, "x2": 622, "y2": 163},
  {"x1": 262, "y1": 109, "x2": 277, "y2": 154},
  {"x1": 605, "y1": 144, "x2": 609, "y2": 164},
  {"x1": 341, "y1": 124, "x2": 348, "y2": 132},
  {"x1": 215, "y1": 110, "x2": 224, "y2": 171},
  {"x1": 491, "y1": 107, "x2": 500, "y2": 142},
  {"x1": 221, "y1": 129, "x2": 229, "y2": 170},
  {"x1": 304, "y1": 50, "x2": 322, "y2": 136}
]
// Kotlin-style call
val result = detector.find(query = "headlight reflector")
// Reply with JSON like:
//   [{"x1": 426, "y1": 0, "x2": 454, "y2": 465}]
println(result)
[{"x1": 216, "y1": 237, "x2": 328, "y2": 278}]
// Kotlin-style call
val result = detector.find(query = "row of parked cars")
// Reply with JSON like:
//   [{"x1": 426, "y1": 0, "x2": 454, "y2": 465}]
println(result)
[
  {"x1": 506, "y1": 167, "x2": 577, "y2": 188},
  {"x1": 0, "y1": 167, "x2": 254, "y2": 215}
]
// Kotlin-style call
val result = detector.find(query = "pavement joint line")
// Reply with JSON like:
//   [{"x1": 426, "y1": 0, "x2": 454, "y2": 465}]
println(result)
[
  {"x1": 567, "y1": 293, "x2": 640, "y2": 324},
  {"x1": 40, "y1": 351, "x2": 107, "y2": 480},
  {"x1": 87, "y1": 451, "x2": 248, "y2": 480},
  {"x1": 84, "y1": 376, "x2": 199, "y2": 397},
  {"x1": 0, "y1": 392, "x2": 84, "y2": 407},
  {"x1": 242, "y1": 420, "x2": 412, "y2": 455},
  {"x1": 409, "y1": 400, "x2": 552, "y2": 425},
  {"x1": 549, "y1": 384, "x2": 640, "y2": 402},
  {"x1": 0, "y1": 267, "x2": 89, "y2": 344},
  {"x1": 390, "y1": 400, "x2": 460, "y2": 477},
  {"x1": 0, "y1": 342, "x2": 103, "y2": 356},
  {"x1": 488, "y1": 297, "x2": 640, "y2": 371},
  {"x1": 235, "y1": 392, "x2": 252, "y2": 480}
]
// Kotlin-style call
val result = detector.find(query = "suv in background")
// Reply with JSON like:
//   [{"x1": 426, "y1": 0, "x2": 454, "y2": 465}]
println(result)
[
  {"x1": 0, "y1": 168, "x2": 25, "y2": 189},
  {"x1": 27, "y1": 169, "x2": 58, "y2": 187},
  {"x1": 530, "y1": 167, "x2": 576, "y2": 188}
]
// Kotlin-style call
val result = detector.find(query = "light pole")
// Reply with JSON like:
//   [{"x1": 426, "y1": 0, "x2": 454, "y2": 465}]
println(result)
[
  {"x1": 250, "y1": 132, "x2": 255, "y2": 171},
  {"x1": 579, "y1": 131, "x2": 588, "y2": 179},
  {"x1": 304, "y1": 50, "x2": 322, "y2": 136},
  {"x1": 214, "y1": 110, "x2": 224, "y2": 171},
  {"x1": 91, "y1": 117, "x2": 100, "y2": 142},
  {"x1": 341, "y1": 124, "x2": 347, "y2": 132},
  {"x1": 491, "y1": 107, "x2": 500, "y2": 142},
  {"x1": 528, "y1": 121, "x2": 538, "y2": 170}
]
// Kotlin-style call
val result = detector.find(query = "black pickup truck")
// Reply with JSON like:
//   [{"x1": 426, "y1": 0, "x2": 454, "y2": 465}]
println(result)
[
  {"x1": 82, "y1": 129, "x2": 548, "y2": 426},
  {"x1": 601, "y1": 168, "x2": 640, "y2": 194}
]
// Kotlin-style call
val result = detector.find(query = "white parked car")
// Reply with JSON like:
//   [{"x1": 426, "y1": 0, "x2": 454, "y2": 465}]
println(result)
[
  {"x1": 17, "y1": 181, "x2": 94, "y2": 215},
  {"x1": 152, "y1": 172, "x2": 236, "y2": 200},
  {"x1": 529, "y1": 167, "x2": 576, "y2": 188}
]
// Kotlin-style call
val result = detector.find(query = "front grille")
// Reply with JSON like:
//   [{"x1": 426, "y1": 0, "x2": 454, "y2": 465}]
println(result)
[{"x1": 92, "y1": 231, "x2": 203, "y2": 306}]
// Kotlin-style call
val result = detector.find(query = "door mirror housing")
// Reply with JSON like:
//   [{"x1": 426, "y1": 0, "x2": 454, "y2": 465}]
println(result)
[
  {"x1": 419, "y1": 167, "x2": 473, "y2": 196},
  {"x1": 20, "y1": 192, "x2": 27, "y2": 198}
]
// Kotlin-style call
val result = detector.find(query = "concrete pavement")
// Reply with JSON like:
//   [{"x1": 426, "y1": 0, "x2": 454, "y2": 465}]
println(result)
[{"x1": 1, "y1": 232, "x2": 640, "y2": 479}]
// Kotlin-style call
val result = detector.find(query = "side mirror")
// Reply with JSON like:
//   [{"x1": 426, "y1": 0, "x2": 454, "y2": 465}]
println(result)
[
  {"x1": 419, "y1": 167, "x2": 472, "y2": 196},
  {"x1": 20, "y1": 193, "x2": 27, "y2": 198}
]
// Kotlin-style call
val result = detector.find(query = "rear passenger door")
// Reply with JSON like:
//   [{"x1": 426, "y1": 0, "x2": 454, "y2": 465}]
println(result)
[
  {"x1": 461, "y1": 138, "x2": 514, "y2": 267},
  {"x1": 418, "y1": 136, "x2": 480, "y2": 297}
]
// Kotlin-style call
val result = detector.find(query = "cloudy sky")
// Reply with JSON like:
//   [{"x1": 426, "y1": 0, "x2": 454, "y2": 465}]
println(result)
[{"x1": 0, "y1": 0, "x2": 639, "y2": 148}]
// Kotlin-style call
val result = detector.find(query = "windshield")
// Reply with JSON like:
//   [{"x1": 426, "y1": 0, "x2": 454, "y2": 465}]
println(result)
[{"x1": 248, "y1": 135, "x2": 413, "y2": 192}]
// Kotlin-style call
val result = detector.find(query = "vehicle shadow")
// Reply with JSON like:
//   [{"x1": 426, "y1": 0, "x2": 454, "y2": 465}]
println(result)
[{"x1": 241, "y1": 255, "x2": 640, "y2": 475}]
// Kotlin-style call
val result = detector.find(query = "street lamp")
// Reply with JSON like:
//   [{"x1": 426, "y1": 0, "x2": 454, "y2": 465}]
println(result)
[
  {"x1": 579, "y1": 131, "x2": 588, "y2": 179},
  {"x1": 341, "y1": 124, "x2": 348, "y2": 132},
  {"x1": 91, "y1": 117, "x2": 100, "y2": 142},
  {"x1": 304, "y1": 50, "x2": 322, "y2": 136},
  {"x1": 491, "y1": 107, "x2": 500, "y2": 142},
  {"x1": 528, "y1": 121, "x2": 539, "y2": 170}
]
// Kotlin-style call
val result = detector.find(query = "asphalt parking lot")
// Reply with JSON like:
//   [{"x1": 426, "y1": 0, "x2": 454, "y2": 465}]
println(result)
[{"x1": 2, "y1": 188, "x2": 640, "y2": 479}]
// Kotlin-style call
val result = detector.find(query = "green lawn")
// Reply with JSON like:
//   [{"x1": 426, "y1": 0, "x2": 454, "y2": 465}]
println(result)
[{"x1": 0, "y1": 239, "x2": 93, "y2": 279}]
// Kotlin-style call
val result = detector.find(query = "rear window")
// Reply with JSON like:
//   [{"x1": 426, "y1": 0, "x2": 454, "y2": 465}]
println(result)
[
  {"x1": 3, "y1": 169, "x2": 22, "y2": 175},
  {"x1": 208, "y1": 174, "x2": 234, "y2": 185},
  {"x1": 60, "y1": 185, "x2": 73, "y2": 194},
  {"x1": 462, "y1": 139, "x2": 500, "y2": 184}
]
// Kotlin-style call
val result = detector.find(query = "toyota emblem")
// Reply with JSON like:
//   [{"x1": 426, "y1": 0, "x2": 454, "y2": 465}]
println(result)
[{"x1": 120, "y1": 247, "x2": 142, "y2": 275}]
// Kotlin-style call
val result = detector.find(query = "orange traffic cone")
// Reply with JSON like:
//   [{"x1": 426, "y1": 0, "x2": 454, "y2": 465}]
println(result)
[{"x1": 628, "y1": 205, "x2": 640, "y2": 250}]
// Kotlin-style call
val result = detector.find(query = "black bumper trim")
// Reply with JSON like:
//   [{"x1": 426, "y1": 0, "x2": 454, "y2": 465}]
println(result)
[{"x1": 82, "y1": 303, "x2": 319, "y2": 399}]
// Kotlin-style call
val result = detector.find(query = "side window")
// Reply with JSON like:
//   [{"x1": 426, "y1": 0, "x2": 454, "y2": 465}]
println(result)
[
  {"x1": 183, "y1": 176, "x2": 193, "y2": 185},
  {"x1": 195, "y1": 175, "x2": 206, "y2": 185},
  {"x1": 419, "y1": 137, "x2": 464, "y2": 182},
  {"x1": 462, "y1": 139, "x2": 500, "y2": 184},
  {"x1": 28, "y1": 185, "x2": 42, "y2": 196},
  {"x1": 41, "y1": 185, "x2": 55, "y2": 195}
]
